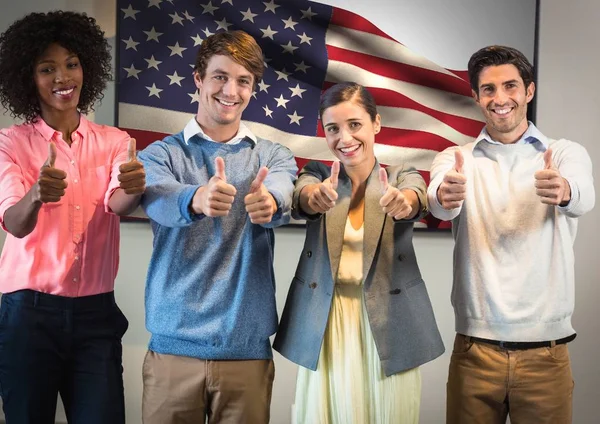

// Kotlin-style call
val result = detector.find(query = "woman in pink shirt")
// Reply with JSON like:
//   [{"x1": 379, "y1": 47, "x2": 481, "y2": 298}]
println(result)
[{"x1": 0, "y1": 11, "x2": 145, "y2": 424}]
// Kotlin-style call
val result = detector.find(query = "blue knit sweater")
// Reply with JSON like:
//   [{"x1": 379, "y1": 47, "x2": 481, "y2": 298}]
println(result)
[{"x1": 138, "y1": 130, "x2": 297, "y2": 360}]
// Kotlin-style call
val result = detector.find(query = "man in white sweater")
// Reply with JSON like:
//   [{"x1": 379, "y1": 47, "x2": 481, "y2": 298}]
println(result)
[{"x1": 428, "y1": 45, "x2": 595, "y2": 424}]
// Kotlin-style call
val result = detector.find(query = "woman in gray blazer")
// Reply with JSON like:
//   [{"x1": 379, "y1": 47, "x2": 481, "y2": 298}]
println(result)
[{"x1": 273, "y1": 82, "x2": 444, "y2": 424}]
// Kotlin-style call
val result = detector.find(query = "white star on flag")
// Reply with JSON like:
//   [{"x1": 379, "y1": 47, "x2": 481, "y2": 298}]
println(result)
[
  {"x1": 281, "y1": 17, "x2": 298, "y2": 30},
  {"x1": 294, "y1": 61, "x2": 311, "y2": 73},
  {"x1": 169, "y1": 12, "x2": 185, "y2": 25},
  {"x1": 280, "y1": 41, "x2": 299, "y2": 55},
  {"x1": 300, "y1": 7, "x2": 318, "y2": 20},
  {"x1": 287, "y1": 111, "x2": 304, "y2": 125},
  {"x1": 297, "y1": 32, "x2": 313, "y2": 45},
  {"x1": 168, "y1": 42, "x2": 187, "y2": 57},
  {"x1": 145, "y1": 55, "x2": 162, "y2": 70},
  {"x1": 258, "y1": 80, "x2": 270, "y2": 92},
  {"x1": 122, "y1": 36, "x2": 140, "y2": 51},
  {"x1": 202, "y1": 27, "x2": 215, "y2": 37},
  {"x1": 263, "y1": 105, "x2": 274, "y2": 118},
  {"x1": 123, "y1": 64, "x2": 142, "y2": 79},
  {"x1": 240, "y1": 8, "x2": 258, "y2": 23},
  {"x1": 274, "y1": 94, "x2": 290, "y2": 108},
  {"x1": 289, "y1": 84, "x2": 307, "y2": 98},
  {"x1": 190, "y1": 34, "x2": 203, "y2": 46},
  {"x1": 214, "y1": 18, "x2": 233, "y2": 31},
  {"x1": 183, "y1": 11, "x2": 195, "y2": 22},
  {"x1": 143, "y1": 27, "x2": 163, "y2": 42},
  {"x1": 202, "y1": 1, "x2": 219, "y2": 15},
  {"x1": 274, "y1": 69, "x2": 290, "y2": 81},
  {"x1": 260, "y1": 25, "x2": 278, "y2": 40},
  {"x1": 167, "y1": 71, "x2": 185, "y2": 86},
  {"x1": 221, "y1": 0, "x2": 233, "y2": 4},
  {"x1": 148, "y1": 0, "x2": 163, "y2": 9},
  {"x1": 121, "y1": 5, "x2": 140, "y2": 20},
  {"x1": 188, "y1": 91, "x2": 201, "y2": 103},
  {"x1": 146, "y1": 83, "x2": 163, "y2": 98},
  {"x1": 263, "y1": 0, "x2": 280, "y2": 14}
]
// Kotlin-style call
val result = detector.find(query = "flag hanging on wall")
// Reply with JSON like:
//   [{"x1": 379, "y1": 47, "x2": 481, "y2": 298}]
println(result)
[{"x1": 117, "y1": 0, "x2": 485, "y2": 229}]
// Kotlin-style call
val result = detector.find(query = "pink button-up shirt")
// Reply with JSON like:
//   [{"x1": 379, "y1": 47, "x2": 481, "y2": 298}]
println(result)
[{"x1": 0, "y1": 116, "x2": 129, "y2": 297}]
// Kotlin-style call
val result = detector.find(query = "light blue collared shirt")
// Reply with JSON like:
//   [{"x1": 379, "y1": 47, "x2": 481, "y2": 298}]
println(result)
[
  {"x1": 183, "y1": 118, "x2": 257, "y2": 146},
  {"x1": 474, "y1": 121, "x2": 549, "y2": 150}
]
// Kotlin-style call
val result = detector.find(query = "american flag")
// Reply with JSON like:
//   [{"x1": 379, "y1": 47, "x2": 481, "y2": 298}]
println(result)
[{"x1": 116, "y1": 0, "x2": 485, "y2": 229}]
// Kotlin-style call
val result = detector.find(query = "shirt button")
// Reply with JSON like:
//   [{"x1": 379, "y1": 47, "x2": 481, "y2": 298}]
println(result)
[
  {"x1": 74, "y1": 179, "x2": 78, "y2": 183},
  {"x1": 75, "y1": 205, "x2": 80, "y2": 210},
  {"x1": 71, "y1": 160, "x2": 76, "y2": 165},
  {"x1": 72, "y1": 278, "x2": 77, "y2": 282},
  {"x1": 74, "y1": 255, "x2": 80, "y2": 261}
]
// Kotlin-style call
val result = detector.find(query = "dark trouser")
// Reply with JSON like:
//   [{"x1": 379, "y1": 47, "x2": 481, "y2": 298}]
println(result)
[{"x1": 0, "y1": 289, "x2": 129, "y2": 424}]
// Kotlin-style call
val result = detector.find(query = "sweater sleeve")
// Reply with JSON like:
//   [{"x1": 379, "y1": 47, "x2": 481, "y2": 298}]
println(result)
[
  {"x1": 139, "y1": 141, "x2": 202, "y2": 228},
  {"x1": 260, "y1": 142, "x2": 298, "y2": 228},
  {"x1": 553, "y1": 139, "x2": 595, "y2": 217},
  {"x1": 427, "y1": 146, "x2": 464, "y2": 221}
]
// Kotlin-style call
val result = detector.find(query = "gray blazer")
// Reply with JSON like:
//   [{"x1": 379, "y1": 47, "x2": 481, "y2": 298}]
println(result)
[{"x1": 273, "y1": 160, "x2": 444, "y2": 376}]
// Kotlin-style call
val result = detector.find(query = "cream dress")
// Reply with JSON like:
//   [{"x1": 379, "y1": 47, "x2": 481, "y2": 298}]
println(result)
[{"x1": 295, "y1": 217, "x2": 421, "y2": 424}]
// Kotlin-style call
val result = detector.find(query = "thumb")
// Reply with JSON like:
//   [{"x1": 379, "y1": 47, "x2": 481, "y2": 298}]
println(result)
[
  {"x1": 543, "y1": 148, "x2": 554, "y2": 170},
  {"x1": 454, "y1": 149, "x2": 464, "y2": 173},
  {"x1": 249, "y1": 166, "x2": 269, "y2": 193},
  {"x1": 128, "y1": 138, "x2": 137, "y2": 162},
  {"x1": 214, "y1": 157, "x2": 226, "y2": 181},
  {"x1": 378, "y1": 167, "x2": 389, "y2": 194},
  {"x1": 330, "y1": 161, "x2": 340, "y2": 190},
  {"x1": 44, "y1": 141, "x2": 57, "y2": 168}
]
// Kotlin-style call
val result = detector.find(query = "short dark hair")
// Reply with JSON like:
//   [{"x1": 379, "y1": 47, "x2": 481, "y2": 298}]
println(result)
[
  {"x1": 468, "y1": 45, "x2": 534, "y2": 95},
  {"x1": 194, "y1": 30, "x2": 264, "y2": 86},
  {"x1": 0, "y1": 10, "x2": 112, "y2": 123},
  {"x1": 319, "y1": 82, "x2": 378, "y2": 123}
]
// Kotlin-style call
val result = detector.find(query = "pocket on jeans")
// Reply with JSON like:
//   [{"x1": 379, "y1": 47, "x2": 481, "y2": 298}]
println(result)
[
  {"x1": 545, "y1": 343, "x2": 570, "y2": 361},
  {"x1": 452, "y1": 335, "x2": 475, "y2": 355}
]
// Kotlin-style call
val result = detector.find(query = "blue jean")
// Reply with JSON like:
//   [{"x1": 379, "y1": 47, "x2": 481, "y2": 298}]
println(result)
[{"x1": 0, "y1": 289, "x2": 128, "y2": 424}]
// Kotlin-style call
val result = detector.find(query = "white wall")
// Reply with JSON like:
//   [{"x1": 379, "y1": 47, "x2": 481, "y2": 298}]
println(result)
[
  {"x1": 536, "y1": 0, "x2": 600, "y2": 420},
  {"x1": 1, "y1": 1, "x2": 599, "y2": 423}
]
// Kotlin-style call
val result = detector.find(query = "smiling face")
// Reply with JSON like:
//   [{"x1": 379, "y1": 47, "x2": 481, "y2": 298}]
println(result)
[
  {"x1": 194, "y1": 54, "x2": 254, "y2": 142},
  {"x1": 322, "y1": 98, "x2": 381, "y2": 172},
  {"x1": 33, "y1": 43, "x2": 83, "y2": 120},
  {"x1": 473, "y1": 63, "x2": 535, "y2": 144}
]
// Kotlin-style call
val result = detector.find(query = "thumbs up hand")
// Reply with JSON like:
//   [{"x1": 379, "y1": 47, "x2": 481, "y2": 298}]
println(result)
[
  {"x1": 117, "y1": 138, "x2": 146, "y2": 195},
  {"x1": 534, "y1": 148, "x2": 571, "y2": 206},
  {"x1": 305, "y1": 161, "x2": 340, "y2": 214},
  {"x1": 379, "y1": 168, "x2": 412, "y2": 220},
  {"x1": 191, "y1": 156, "x2": 237, "y2": 217},
  {"x1": 244, "y1": 166, "x2": 277, "y2": 224},
  {"x1": 437, "y1": 149, "x2": 467, "y2": 210},
  {"x1": 35, "y1": 141, "x2": 68, "y2": 203}
]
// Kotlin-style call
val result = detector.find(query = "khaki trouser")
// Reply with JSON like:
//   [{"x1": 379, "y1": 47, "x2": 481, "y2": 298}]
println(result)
[
  {"x1": 142, "y1": 350, "x2": 275, "y2": 424},
  {"x1": 447, "y1": 333, "x2": 574, "y2": 424}
]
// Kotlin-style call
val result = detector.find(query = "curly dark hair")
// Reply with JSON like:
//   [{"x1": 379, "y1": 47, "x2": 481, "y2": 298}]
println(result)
[{"x1": 0, "y1": 10, "x2": 112, "y2": 122}]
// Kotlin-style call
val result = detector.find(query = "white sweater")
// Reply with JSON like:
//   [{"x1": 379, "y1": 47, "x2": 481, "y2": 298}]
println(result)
[{"x1": 427, "y1": 124, "x2": 595, "y2": 341}]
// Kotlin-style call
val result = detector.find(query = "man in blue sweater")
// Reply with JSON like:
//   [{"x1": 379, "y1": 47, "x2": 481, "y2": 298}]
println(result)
[{"x1": 138, "y1": 31, "x2": 297, "y2": 423}]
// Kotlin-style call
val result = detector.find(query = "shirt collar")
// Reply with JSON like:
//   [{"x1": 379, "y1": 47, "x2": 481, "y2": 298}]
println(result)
[
  {"x1": 32, "y1": 114, "x2": 89, "y2": 143},
  {"x1": 474, "y1": 121, "x2": 548, "y2": 149},
  {"x1": 183, "y1": 118, "x2": 257, "y2": 146}
]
